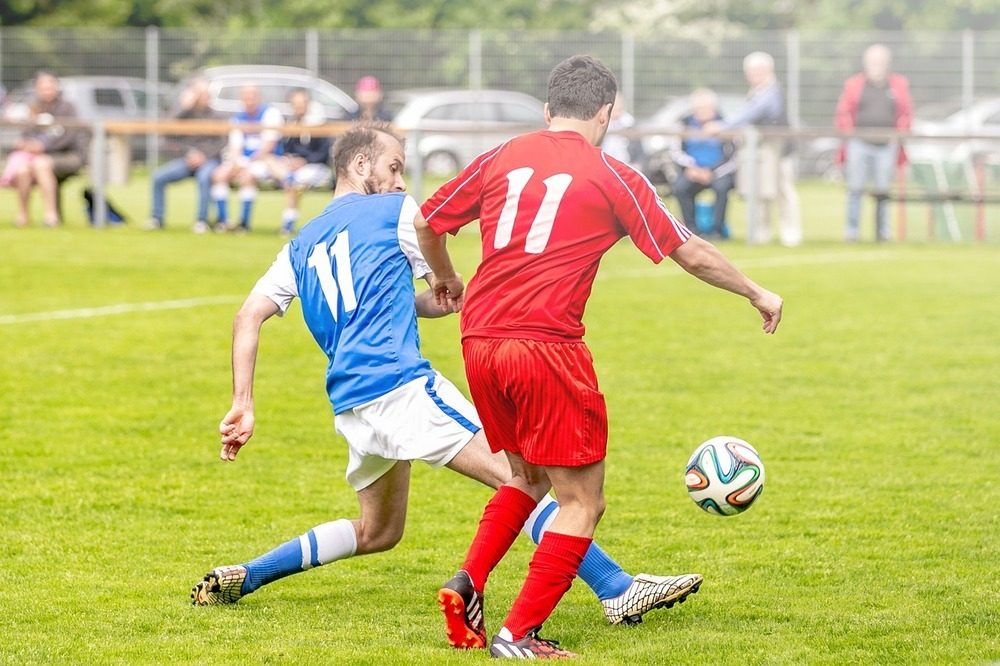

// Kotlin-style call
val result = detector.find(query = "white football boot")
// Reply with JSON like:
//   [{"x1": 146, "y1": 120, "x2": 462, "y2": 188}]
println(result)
[
  {"x1": 601, "y1": 572, "x2": 703, "y2": 625},
  {"x1": 191, "y1": 565, "x2": 247, "y2": 606}
]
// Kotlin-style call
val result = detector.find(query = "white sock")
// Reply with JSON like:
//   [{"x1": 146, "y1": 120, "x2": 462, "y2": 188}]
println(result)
[
  {"x1": 498, "y1": 627, "x2": 514, "y2": 641},
  {"x1": 298, "y1": 518, "x2": 358, "y2": 570},
  {"x1": 239, "y1": 185, "x2": 257, "y2": 202},
  {"x1": 522, "y1": 493, "x2": 560, "y2": 544},
  {"x1": 282, "y1": 208, "x2": 298, "y2": 224},
  {"x1": 211, "y1": 183, "x2": 229, "y2": 201}
]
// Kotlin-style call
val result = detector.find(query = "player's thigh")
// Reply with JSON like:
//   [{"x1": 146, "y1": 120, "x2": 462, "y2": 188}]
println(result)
[
  {"x1": 462, "y1": 339, "x2": 519, "y2": 455},
  {"x1": 445, "y1": 430, "x2": 512, "y2": 490}
]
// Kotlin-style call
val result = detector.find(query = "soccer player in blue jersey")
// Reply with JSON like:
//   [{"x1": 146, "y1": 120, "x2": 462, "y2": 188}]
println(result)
[{"x1": 191, "y1": 126, "x2": 701, "y2": 635}]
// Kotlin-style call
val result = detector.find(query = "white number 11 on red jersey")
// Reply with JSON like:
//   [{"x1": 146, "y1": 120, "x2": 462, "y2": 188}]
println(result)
[{"x1": 494, "y1": 168, "x2": 573, "y2": 254}]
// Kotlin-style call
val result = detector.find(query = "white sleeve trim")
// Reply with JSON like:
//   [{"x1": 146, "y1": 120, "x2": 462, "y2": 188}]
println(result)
[
  {"x1": 397, "y1": 195, "x2": 431, "y2": 279},
  {"x1": 250, "y1": 243, "x2": 298, "y2": 315}
]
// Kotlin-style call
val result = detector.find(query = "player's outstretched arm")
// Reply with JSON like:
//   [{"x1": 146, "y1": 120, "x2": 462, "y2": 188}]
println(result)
[
  {"x1": 669, "y1": 236, "x2": 783, "y2": 334},
  {"x1": 220, "y1": 294, "x2": 280, "y2": 461},
  {"x1": 414, "y1": 212, "x2": 464, "y2": 310}
]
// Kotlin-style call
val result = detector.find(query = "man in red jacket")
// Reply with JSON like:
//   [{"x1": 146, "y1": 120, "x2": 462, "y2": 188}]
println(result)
[{"x1": 835, "y1": 44, "x2": 912, "y2": 242}]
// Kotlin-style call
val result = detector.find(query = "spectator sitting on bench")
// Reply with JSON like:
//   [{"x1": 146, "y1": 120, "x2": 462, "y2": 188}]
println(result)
[
  {"x1": 147, "y1": 79, "x2": 226, "y2": 232},
  {"x1": 210, "y1": 84, "x2": 284, "y2": 233},
  {"x1": 670, "y1": 88, "x2": 737, "y2": 239},
  {"x1": 274, "y1": 88, "x2": 332, "y2": 236},
  {"x1": 1, "y1": 71, "x2": 86, "y2": 228}
]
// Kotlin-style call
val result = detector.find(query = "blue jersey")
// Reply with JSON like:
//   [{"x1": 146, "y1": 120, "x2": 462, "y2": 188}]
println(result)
[
  {"x1": 251, "y1": 192, "x2": 434, "y2": 413},
  {"x1": 233, "y1": 104, "x2": 284, "y2": 157}
]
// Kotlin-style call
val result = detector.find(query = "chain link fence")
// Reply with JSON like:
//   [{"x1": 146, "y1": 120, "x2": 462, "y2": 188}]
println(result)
[{"x1": 2, "y1": 28, "x2": 999, "y2": 125}]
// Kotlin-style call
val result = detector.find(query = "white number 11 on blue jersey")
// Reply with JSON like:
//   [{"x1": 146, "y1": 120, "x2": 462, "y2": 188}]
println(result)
[{"x1": 307, "y1": 230, "x2": 358, "y2": 321}]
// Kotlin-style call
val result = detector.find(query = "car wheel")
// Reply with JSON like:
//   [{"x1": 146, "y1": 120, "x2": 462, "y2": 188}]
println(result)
[{"x1": 423, "y1": 150, "x2": 460, "y2": 177}]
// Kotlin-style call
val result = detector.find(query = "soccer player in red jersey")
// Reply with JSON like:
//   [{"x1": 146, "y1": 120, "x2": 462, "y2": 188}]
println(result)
[{"x1": 416, "y1": 55, "x2": 783, "y2": 659}]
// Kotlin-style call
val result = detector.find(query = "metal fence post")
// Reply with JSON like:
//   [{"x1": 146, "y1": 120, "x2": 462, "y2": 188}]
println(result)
[
  {"x1": 786, "y1": 29, "x2": 800, "y2": 129},
  {"x1": 306, "y1": 29, "x2": 319, "y2": 75},
  {"x1": 744, "y1": 126, "x2": 760, "y2": 246},
  {"x1": 962, "y1": 29, "x2": 974, "y2": 132},
  {"x1": 621, "y1": 32, "x2": 635, "y2": 115},
  {"x1": 469, "y1": 30, "x2": 482, "y2": 90},
  {"x1": 411, "y1": 127, "x2": 424, "y2": 201},
  {"x1": 0, "y1": 28, "x2": 4, "y2": 92},
  {"x1": 145, "y1": 26, "x2": 160, "y2": 172},
  {"x1": 92, "y1": 120, "x2": 108, "y2": 228}
]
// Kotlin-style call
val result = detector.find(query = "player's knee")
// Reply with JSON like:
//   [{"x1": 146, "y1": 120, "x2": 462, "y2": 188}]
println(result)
[
  {"x1": 32, "y1": 155, "x2": 54, "y2": 172},
  {"x1": 356, "y1": 520, "x2": 404, "y2": 554}
]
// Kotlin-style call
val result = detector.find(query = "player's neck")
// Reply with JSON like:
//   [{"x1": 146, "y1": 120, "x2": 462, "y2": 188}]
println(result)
[
  {"x1": 546, "y1": 118, "x2": 603, "y2": 146},
  {"x1": 333, "y1": 178, "x2": 368, "y2": 199}
]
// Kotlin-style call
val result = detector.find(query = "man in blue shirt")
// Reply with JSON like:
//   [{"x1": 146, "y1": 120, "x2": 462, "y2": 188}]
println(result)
[
  {"x1": 670, "y1": 88, "x2": 737, "y2": 238},
  {"x1": 191, "y1": 126, "x2": 702, "y2": 637}
]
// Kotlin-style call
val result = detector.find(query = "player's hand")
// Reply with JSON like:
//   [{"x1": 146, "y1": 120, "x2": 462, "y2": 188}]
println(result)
[
  {"x1": 219, "y1": 404, "x2": 255, "y2": 461},
  {"x1": 750, "y1": 289, "x2": 783, "y2": 334},
  {"x1": 431, "y1": 273, "x2": 464, "y2": 311}
]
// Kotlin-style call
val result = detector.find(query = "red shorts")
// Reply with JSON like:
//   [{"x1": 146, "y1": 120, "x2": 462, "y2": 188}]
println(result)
[{"x1": 462, "y1": 337, "x2": 608, "y2": 467}]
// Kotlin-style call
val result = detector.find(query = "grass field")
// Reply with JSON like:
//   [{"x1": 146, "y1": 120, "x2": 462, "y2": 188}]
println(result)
[{"x1": 1, "y1": 175, "x2": 999, "y2": 664}]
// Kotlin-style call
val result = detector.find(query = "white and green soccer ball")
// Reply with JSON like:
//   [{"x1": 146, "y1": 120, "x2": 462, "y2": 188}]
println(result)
[{"x1": 685, "y1": 436, "x2": 765, "y2": 516}]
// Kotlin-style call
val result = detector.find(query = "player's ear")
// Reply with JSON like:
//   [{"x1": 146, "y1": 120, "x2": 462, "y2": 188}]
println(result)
[
  {"x1": 352, "y1": 151, "x2": 369, "y2": 177},
  {"x1": 543, "y1": 103, "x2": 552, "y2": 125},
  {"x1": 598, "y1": 102, "x2": 613, "y2": 126}
]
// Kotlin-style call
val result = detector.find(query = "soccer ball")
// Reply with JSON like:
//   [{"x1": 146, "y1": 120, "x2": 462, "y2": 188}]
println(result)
[{"x1": 685, "y1": 436, "x2": 765, "y2": 516}]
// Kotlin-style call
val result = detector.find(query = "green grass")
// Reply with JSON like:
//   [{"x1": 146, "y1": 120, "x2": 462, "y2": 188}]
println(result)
[{"x1": 1, "y1": 176, "x2": 999, "y2": 664}]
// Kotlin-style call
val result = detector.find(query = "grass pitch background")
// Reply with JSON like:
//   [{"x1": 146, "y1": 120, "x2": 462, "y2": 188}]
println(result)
[{"x1": 1, "y1": 178, "x2": 998, "y2": 664}]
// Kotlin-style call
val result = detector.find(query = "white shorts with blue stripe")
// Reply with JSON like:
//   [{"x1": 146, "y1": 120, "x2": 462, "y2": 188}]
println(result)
[{"x1": 334, "y1": 372, "x2": 482, "y2": 491}]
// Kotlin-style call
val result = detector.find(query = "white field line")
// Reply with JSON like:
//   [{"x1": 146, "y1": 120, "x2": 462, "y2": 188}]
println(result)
[
  {"x1": 0, "y1": 295, "x2": 244, "y2": 325},
  {"x1": 0, "y1": 250, "x2": 893, "y2": 325},
  {"x1": 598, "y1": 249, "x2": 896, "y2": 281}
]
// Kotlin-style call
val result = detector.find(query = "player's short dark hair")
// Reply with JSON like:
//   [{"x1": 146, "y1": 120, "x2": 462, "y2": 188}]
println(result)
[
  {"x1": 333, "y1": 124, "x2": 404, "y2": 177},
  {"x1": 546, "y1": 55, "x2": 618, "y2": 121}
]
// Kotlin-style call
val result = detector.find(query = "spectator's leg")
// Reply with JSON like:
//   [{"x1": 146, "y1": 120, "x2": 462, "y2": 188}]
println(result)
[
  {"x1": 150, "y1": 158, "x2": 192, "y2": 228},
  {"x1": 236, "y1": 167, "x2": 259, "y2": 231},
  {"x1": 211, "y1": 163, "x2": 233, "y2": 228},
  {"x1": 710, "y1": 173, "x2": 736, "y2": 239},
  {"x1": 777, "y1": 155, "x2": 802, "y2": 247},
  {"x1": 873, "y1": 144, "x2": 895, "y2": 241},
  {"x1": 13, "y1": 165, "x2": 34, "y2": 227},
  {"x1": 30, "y1": 155, "x2": 60, "y2": 227},
  {"x1": 844, "y1": 138, "x2": 867, "y2": 242},
  {"x1": 671, "y1": 174, "x2": 700, "y2": 232},
  {"x1": 195, "y1": 160, "x2": 220, "y2": 230},
  {"x1": 282, "y1": 181, "x2": 301, "y2": 236}
]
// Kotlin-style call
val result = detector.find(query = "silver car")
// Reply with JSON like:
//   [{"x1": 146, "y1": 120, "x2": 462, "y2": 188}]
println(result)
[
  {"x1": 390, "y1": 89, "x2": 545, "y2": 176},
  {"x1": 195, "y1": 65, "x2": 357, "y2": 121}
]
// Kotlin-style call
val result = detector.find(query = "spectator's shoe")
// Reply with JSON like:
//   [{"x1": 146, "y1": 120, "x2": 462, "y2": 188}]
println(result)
[
  {"x1": 489, "y1": 628, "x2": 576, "y2": 659},
  {"x1": 280, "y1": 221, "x2": 295, "y2": 237},
  {"x1": 192, "y1": 220, "x2": 209, "y2": 234},
  {"x1": 601, "y1": 573, "x2": 702, "y2": 625},
  {"x1": 191, "y1": 565, "x2": 247, "y2": 606},
  {"x1": 437, "y1": 570, "x2": 486, "y2": 649},
  {"x1": 144, "y1": 218, "x2": 163, "y2": 231}
]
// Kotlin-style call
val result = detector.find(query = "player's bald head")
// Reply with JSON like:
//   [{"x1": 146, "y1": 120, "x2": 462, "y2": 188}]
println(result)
[{"x1": 547, "y1": 55, "x2": 618, "y2": 121}]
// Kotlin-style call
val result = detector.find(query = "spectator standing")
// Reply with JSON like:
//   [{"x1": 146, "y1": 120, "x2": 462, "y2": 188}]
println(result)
[
  {"x1": 4, "y1": 71, "x2": 86, "y2": 228},
  {"x1": 276, "y1": 89, "x2": 333, "y2": 235},
  {"x1": 349, "y1": 76, "x2": 393, "y2": 123},
  {"x1": 146, "y1": 79, "x2": 226, "y2": 231},
  {"x1": 210, "y1": 85, "x2": 284, "y2": 233},
  {"x1": 709, "y1": 51, "x2": 801, "y2": 246},
  {"x1": 835, "y1": 44, "x2": 912, "y2": 242},
  {"x1": 670, "y1": 88, "x2": 737, "y2": 238}
]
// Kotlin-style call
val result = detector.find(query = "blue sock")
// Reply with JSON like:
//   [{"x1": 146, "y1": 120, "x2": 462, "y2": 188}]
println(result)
[
  {"x1": 523, "y1": 495, "x2": 634, "y2": 600},
  {"x1": 241, "y1": 537, "x2": 304, "y2": 595},
  {"x1": 215, "y1": 199, "x2": 228, "y2": 223},
  {"x1": 240, "y1": 200, "x2": 253, "y2": 229}
]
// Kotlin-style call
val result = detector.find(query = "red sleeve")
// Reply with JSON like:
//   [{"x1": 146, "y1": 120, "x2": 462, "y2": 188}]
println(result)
[
  {"x1": 835, "y1": 74, "x2": 862, "y2": 132},
  {"x1": 601, "y1": 152, "x2": 692, "y2": 264},
  {"x1": 420, "y1": 143, "x2": 506, "y2": 235}
]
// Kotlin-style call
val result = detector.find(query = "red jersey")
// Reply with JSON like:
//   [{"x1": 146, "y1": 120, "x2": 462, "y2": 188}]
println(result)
[{"x1": 421, "y1": 130, "x2": 691, "y2": 342}]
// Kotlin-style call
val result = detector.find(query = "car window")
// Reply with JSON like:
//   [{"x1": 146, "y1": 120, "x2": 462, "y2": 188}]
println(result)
[
  {"x1": 217, "y1": 85, "x2": 241, "y2": 102},
  {"x1": 258, "y1": 84, "x2": 292, "y2": 106},
  {"x1": 496, "y1": 101, "x2": 543, "y2": 124},
  {"x1": 94, "y1": 87, "x2": 127, "y2": 109},
  {"x1": 423, "y1": 102, "x2": 491, "y2": 122},
  {"x1": 983, "y1": 110, "x2": 1000, "y2": 127}
]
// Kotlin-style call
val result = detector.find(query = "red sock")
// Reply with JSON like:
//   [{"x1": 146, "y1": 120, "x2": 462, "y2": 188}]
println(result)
[
  {"x1": 461, "y1": 485, "x2": 538, "y2": 592},
  {"x1": 503, "y1": 531, "x2": 593, "y2": 640}
]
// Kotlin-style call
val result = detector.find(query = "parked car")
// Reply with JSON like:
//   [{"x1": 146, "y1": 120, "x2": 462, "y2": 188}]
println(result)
[
  {"x1": 908, "y1": 97, "x2": 1000, "y2": 162},
  {"x1": 389, "y1": 89, "x2": 545, "y2": 176},
  {"x1": 1, "y1": 76, "x2": 175, "y2": 157},
  {"x1": 193, "y1": 65, "x2": 357, "y2": 122}
]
